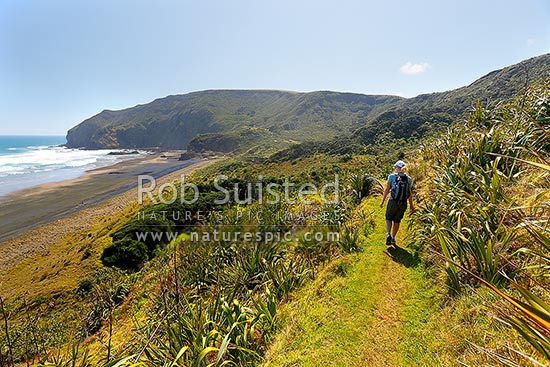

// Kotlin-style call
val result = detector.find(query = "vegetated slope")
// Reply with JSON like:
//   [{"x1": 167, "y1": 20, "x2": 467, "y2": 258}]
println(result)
[
  {"x1": 354, "y1": 53, "x2": 550, "y2": 143},
  {"x1": 274, "y1": 54, "x2": 550, "y2": 160},
  {"x1": 0, "y1": 154, "x2": 381, "y2": 366},
  {"x1": 267, "y1": 82, "x2": 550, "y2": 367},
  {"x1": 6, "y1": 83, "x2": 549, "y2": 366},
  {"x1": 406, "y1": 82, "x2": 550, "y2": 365},
  {"x1": 66, "y1": 90, "x2": 403, "y2": 150},
  {"x1": 66, "y1": 54, "x2": 550, "y2": 155}
]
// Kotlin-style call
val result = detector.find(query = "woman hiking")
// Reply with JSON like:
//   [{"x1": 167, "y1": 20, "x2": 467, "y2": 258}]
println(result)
[{"x1": 379, "y1": 160, "x2": 414, "y2": 246}]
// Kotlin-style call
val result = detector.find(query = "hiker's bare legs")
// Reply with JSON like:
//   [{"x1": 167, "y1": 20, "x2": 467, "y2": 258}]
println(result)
[
  {"x1": 385, "y1": 220, "x2": 392, "y2": 235},
  {"x1": 391, "y1": 222, "x2": 400, "y2": 238}
]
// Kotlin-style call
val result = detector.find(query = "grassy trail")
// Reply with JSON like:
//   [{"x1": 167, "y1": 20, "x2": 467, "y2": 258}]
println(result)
[
  {"x1": 265, "y1": 197, "x2": 438, "y2": 366},
  {"x1": 359, "y1": 242, "x2": 410, "y2": 367}
]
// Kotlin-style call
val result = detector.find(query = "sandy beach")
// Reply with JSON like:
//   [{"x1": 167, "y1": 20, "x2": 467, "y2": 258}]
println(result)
[{"x1": 0, "y1": 153, "x2": 218, "y2": 275}]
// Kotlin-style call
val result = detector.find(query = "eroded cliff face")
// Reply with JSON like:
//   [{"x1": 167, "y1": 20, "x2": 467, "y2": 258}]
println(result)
[{"x1": 66, "y1": 107, "x2": 217, "y2": 149}]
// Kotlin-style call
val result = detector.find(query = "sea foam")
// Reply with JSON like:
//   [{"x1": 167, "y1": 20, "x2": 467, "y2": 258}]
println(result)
[{"x1": 0, "y1": 137, "x2": 143, "y2": 195}]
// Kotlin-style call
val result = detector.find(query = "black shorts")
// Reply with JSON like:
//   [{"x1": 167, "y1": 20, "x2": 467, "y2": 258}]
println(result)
[{"x1": 385, "y1": 200, "x2": 407, "y2": 223}]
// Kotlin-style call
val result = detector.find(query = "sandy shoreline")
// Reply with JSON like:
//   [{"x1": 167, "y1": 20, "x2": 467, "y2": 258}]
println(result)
[{"x1": 0, "y1": 153, "x2": 219, "y2": 274}]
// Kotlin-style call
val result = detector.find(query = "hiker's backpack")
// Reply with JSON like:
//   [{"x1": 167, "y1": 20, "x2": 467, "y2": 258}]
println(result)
[{"x1": 391, "y1": 173, "x2": 410, "y2": 203}]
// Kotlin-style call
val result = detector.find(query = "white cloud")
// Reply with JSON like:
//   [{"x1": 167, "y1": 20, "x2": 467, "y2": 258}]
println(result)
[
  {"x1": 400, "y1": 61, "x2": 431, "y2": 75},
  {"x1": 526, "y1": 38, "x2": 536, "y2": 46}
]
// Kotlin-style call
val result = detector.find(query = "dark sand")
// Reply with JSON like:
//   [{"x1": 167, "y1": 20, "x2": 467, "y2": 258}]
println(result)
[
  {"x1": 0, "y1": 153, "x2": 199, "y2": 243},
  {"x1": 0, "y1": 153, "x2": 219, "y2": 287}
]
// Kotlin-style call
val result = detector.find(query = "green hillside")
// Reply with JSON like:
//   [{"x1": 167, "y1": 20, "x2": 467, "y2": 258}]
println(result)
[
  {"x1": 15, "y1": 79, "x2": 546, "y2": 366},
  {"x1": 272, "y1": 54, "x2": 550, "y2": 161},
  {"x1": 66, "y1": 54, "x2": 550, "y2": 156},
  {"x1": 2, "y1": 56, "x2": 550, "y2": 367},
  {"x1": 66, "y1": 90, "x2": 403, "y2": 152},
  {"x1": 354, "y1": 53, "x2": 550, "y2": 143}
]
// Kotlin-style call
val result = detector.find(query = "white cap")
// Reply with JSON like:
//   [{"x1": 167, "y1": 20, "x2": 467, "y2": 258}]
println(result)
[{"x1": 394, "y1": 160, "x2": 406, "y2": 168}]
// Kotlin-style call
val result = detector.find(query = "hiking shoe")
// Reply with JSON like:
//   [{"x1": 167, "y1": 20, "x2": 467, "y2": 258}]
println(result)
[
  {"x1": 391, "y1": 237, "x2": 397, "y2": 246},
  {"x1": 386, "y1": 234, "x2": 392, "y2": 246}
]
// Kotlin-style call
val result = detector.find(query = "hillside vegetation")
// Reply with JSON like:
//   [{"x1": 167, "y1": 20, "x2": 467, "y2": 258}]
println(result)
[
  {"x1": 265, "y1": 81, "x2": 550, "y2": 366},
  {"x1": 408, "y1": 81, "x2": 550, "y2": 364},
  {"x1": 355, "y1": 53, "x2": 550, "y2": 145},
  {"x1": 66, "y1": 54, "x2": 550, "y2": 156},
  {"x1": 280, "y1": 54, "x2": 550, "y2": 160},
  {"x1": 66, "y1": 90, "x2": 403, "y2": 152},
  {"x1": 1, "y1": 81, "x2": 548, "y2": 366},
  {"x1": 0, "y1": 154, "x2": 388, "y2": 366},
  {"x1": 1, "y1": 58, "x2": 550, "y2": 366}
]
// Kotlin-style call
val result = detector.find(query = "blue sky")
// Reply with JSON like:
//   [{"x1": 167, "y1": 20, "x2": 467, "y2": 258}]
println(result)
[{"x1": 0, "y1": 0, "x2": 548, "y2": 135}]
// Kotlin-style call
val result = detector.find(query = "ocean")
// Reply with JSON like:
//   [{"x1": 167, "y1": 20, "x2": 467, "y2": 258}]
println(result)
[{"x1": 0, "y1": 136, "x2": 141, "y2": 196}]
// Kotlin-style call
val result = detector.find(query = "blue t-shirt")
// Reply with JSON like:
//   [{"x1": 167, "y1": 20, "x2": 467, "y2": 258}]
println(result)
[{"x1": 387, "y1": 173, "x2": 412, "y2": 201}]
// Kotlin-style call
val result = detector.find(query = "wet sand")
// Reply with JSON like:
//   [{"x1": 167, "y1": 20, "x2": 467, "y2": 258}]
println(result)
[
  {"x1": 0, "y1": 153, "x2": 218, "y2": 274},
  {"x1": 0, "y1": 153, "x2": 197, "y2": 242}
]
